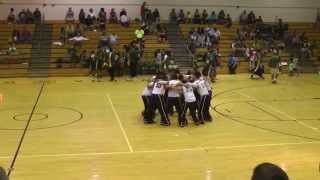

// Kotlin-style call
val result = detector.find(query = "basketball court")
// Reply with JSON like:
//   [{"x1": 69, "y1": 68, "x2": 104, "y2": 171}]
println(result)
[{"x1": 0, "y1": 74, "x2": 319, "y2": 180}]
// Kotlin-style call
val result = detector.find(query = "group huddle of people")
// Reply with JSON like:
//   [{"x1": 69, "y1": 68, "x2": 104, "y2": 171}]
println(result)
[{"x1": 141, "y1": 70, "x2": 213, "y2": 127}]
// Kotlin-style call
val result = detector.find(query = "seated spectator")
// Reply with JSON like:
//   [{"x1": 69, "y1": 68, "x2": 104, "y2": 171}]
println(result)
[
  {"x1": 33, "y1": 8, "x2": 41, "y2": 24},
  {"x1": 0, "y1": 166, "x2": 9, "y2": 180},
  {"x1": 65, "y1": 23, "x2": 75, "y2": 38},
  {"x1": 256, "y1": 16, "x2": 263, "y2": 25},
  {"x1": 251, "y1": 162, "x2": 289, "y2": 180},
  {"x1": 20, "y1": 26, "x2": 32, "y2": 43},
  {"x1": 120, "y1": 13, "x2": 130, "y2": 27},
  {"x1": 18, "y1": 9, "x2": 27, "y2": 24},
  {"x1": 213, "y1": 27, "x2": 221, "y2": 40},
  {"x1": 25, "y1": 8, "x2": 34, "y2": 24},
  {"x1": 69, "y1": 33, "x2": 88, "y2": 49},
  {"x1": 208, "y1": 11, "x2": 217, "y2": 24},
  {"x1": 186, "y1": 11, "x2": 192, "y2": 24},
  {"x1": 98, "y1": 8, "x2": 107, "y2": 30},
  {"x1": 7, "y1": 8, "x2": 16, "y2": 24},
  {"x1": 169, "y1": 9, "x2": 177, "y2": 23},
  {"x1": 177, "y1": 9, "x2": 185, "y2": 24},
  {"x1": 228, "y1": 53, "x2": 238, "y2": 74},
  {"x1": 247, "y1": 11, "x2": 256, "y2": 24},
  {"x1": 74, "y1": 23, "x2": 83, "y2": 36},
  {"x1": 85, "y1": 14, "x2": 94, "y2": 29},
  {"x1": 78, "y1": 9, "x2": 86, "y2": 24},
  {"x1": 225, "y1": 14, "x2": 232, "y2": 28},
  {"x1": 109, "y1": 8, "x2": 118, "y2": 24},
  {"x1": 217, "y1": 10, "x2": 226, "y2": 24},
  {"x1": 8, "y1": 42, "x2": 17, "y2": 55},
  {"x1": 88, "y1": 8, "x2": 96, "y2": 20},
  {"x1": 158, "y1": 26, "x2": 167, "y2": 43},
  {"x1": 12, "y1": 29, "x2": 20, "y2": 43},
  {"x1": 193, "y1": 9, "x2": 201, "y2": 24},
  {"x1": 100, "y1": 32, "x2": 109, "y2": 47},
  {"x1": 240, "y1": 10, "x2": 248, "y2": 25},
  {"x1": 201, "y1": 9, "x2": 208, "y2": 24},
  {"x1": 153, "y1": 8, "x2": 160, "y2": 24},
  {"x1": 65, "y1": 7, "x2": 75, "y2": 23},
  {"x1": 109, "y1": 33, "x2": 118, "y2": 46},
  {"x1": 135, "y1": 27, "x2": 145, "y2": 42}
]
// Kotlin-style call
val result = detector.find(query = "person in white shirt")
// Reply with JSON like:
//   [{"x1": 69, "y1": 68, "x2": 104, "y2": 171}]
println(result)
[
  {"x1": 194, "y1": 71, "x2": 211, "y2": 122},
  {"x1": 142, "y1": 77, "x2": 155, "y2": 124},
  {"x1": 180, "y1": 77, "x2": 200, "y2": 126},
  {"x1": 151, "y1": 73, "x2": 170, "y2": 126},
  {"x1": 109, "y1": 33, "x2": 118, "y2": 46},
  {"x1": 167, "y1": 73, "x2": 184, "y2": 127},
  {"x1": 201, "y1": 70, "x2": 213, "y2": 121},
  {"x1": 65, "y1": 7, "x2": 75, "y2": 23},
  {"x1": 120, "y1": 14, "x2": 129, "y2": 27}
]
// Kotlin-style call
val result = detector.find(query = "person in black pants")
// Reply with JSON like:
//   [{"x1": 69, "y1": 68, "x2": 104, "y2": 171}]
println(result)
[
  {"x1": 167, "y1": 73, "x2": 184, "y2": 125},
  {"x1": 141, "y1": 78, "x2": 155, "y2": 124},
  {"x1": 129, "y1": 43, "x2": 140, "y2": 78}
]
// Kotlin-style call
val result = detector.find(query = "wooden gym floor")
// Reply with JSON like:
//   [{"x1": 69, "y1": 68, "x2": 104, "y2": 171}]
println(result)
[{"x1": 0, "y1": 74, "x2": 319, "y2": 180}]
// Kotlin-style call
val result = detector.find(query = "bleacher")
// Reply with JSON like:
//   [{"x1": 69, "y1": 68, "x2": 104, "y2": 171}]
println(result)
[
  {"x1": 180, "y1": 23, "x2": 320, "y2": 74},
  {"x1": 0, "y1": 24, "x2": 34, "y2": 77}
]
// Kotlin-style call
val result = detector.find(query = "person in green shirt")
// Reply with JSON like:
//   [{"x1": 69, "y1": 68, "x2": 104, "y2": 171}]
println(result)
[
  {"x1": 268, "y1": 50, "x2": 281, "y2": 83},
  {"x1": 135, "y1": 27, "x2": 144, "y2": 42}
]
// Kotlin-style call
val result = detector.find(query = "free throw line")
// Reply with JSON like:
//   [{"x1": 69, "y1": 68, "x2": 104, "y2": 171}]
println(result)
[{"x1": 107, "y1": 94, "x2": 133, "y2": 152}]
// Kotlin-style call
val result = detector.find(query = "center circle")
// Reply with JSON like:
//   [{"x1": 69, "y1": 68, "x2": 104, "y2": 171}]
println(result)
[{"x1": 13, "y1": 113, "x2": 48, "y2": 122}]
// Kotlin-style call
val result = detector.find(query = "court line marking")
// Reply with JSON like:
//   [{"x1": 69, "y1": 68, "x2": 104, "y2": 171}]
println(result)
[
  {"x1": 107, "y1": 94, "x2": 134, "y2": 152},
  {"x1": 0, "y1": 141, "x2": 319, "y2": 159},
  {"x1": 237, "y1": 92, "x2": 319, "y2": 131}
]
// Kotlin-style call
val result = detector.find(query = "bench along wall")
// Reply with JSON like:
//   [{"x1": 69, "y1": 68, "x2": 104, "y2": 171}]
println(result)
[{"x1": 0, "y1": 0, "x2": 319, "y2": 22}]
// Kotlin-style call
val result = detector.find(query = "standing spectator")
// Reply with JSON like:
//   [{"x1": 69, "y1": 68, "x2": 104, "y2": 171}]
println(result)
[
  {"x1": 247, "y1": 11, "x2": 256, "y2": 24},
  {"x1": 153, "y1": 8, "x2": 160, "y2": 24},
  {"x1": 120, "y1": 8, "x2": 127, "y2": 16},
  {"x1": 269, "y1": 50, "x2": 281, "y2": 83},
  {"x1": 129, "y1": 43, "x2": 140, "y2": 78},
  {"x1": 7, "y1": 8, "x2": 16, "y2": 24},
  {"x1": 288, "y1": 56, "x2": 299, "y2": 76},
  {"x1": 78, "y1": 9, "x2": 86, "y2": 24},
  {"x1": 33, "y1": 8, "x2": 42, "y2": 24},
  {"x1": 8, "y1": 42, "x2": 17, "y2": 55},
  {"x1": 193, "y1": 9, "x2": 201, "y2": 24},
  {"x1": 109, "y1": 8, "x2": 118, "y2": 23},
  {"x1": 18, "y1": 9, "x2": 27, "y2": 24},
  {"x1": 65, "y1": 23, "x2": 75, "y2": 38},
  {"x1": 141, "y1": 1, "x2": 147, "y2": 22},
  {"x1": 240, "y1": 10, "x2": 248, "y2": 25},
  {"x1": 208, "y1": 11, "x2": 217, "y2": 24},
  {"x1": 98, "y1": 8, "x2": 107, "y2": 31},
  {"x1": 217, "y1": 10, "x2": 226, "y2": 24},
  {"x1": 177, "y1": 9, "x2": 185, "y2": 24},
  {"x1": 158, "y1": 26, "x2": 167, "y2": 43},
  {"x1": 228, "y1": 53, "x2": 238, "y2": 74},
  {"x1": 65, "y1": 7, "x2": 75, "y2": 23},
  {"x1": 201, "y1": 9, "x2": 208, "y2": 24},
  {"x1": 314, "y1": 12, "x2": 320, "y2": 30},
  {"x1": 225, "y1": 14, "x2": 232, "y2": 28},
  {"x1": 169, "y1": 9, "x2": 177, "y2": 23},
  {"x1": 25, "y1": 8, "x2": 34, "y2": 24},
  {"x1": 12, "y1": 29, "x2": 20, "y2": 43}
]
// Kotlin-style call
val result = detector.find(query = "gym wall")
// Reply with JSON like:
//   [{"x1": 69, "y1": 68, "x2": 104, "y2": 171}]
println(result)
[{"x1": 0, "y1": 0, "x2": 319, "y2": 22}]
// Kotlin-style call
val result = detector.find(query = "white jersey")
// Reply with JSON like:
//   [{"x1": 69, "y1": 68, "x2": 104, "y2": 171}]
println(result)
[
  {"x1": 182, "y1": 83, "x2": 196, "y2": 103},
  {"x1": 201, "y1": 76, "x2": 212, "y2": 92},
  {"x1": 142, "y1": 82, "x2": 153, "y2": 96},
  {"x1": 194, "y1": 79, "x2": 209, "y2": 96},
  {"x1": 152, "y1": 80, "x2": 168, "y2": 95},
  {"x1": 168, "y1": 80, "x2": 181, "y2": 97}
]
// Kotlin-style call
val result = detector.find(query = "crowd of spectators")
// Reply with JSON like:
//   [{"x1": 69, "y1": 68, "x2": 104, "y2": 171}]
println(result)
[
  {"x1": 171, "y1": 9, "x2": 232, "y2": 27},
  {"x1": 7, "y1": 8, "x2": 42, "y2": 24},
  {"x1": 187, "y1": 27, "x2": 221, "y2": 51}
]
